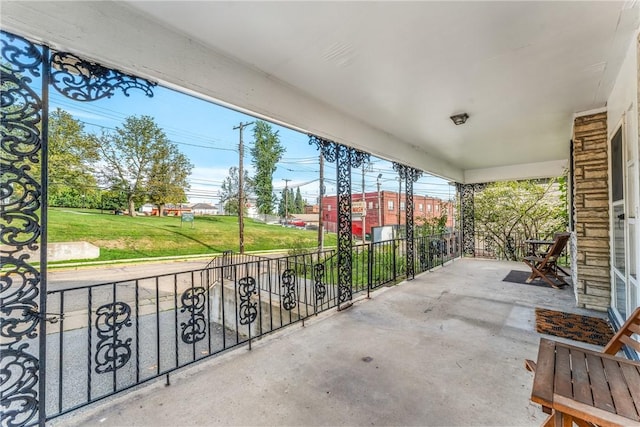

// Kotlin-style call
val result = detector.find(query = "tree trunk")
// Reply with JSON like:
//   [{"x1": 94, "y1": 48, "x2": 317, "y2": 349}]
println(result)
[
  {"x1": 128, "y1": 197, "x2": 136, "y2": 217},
  {"x1": 158, "y1": 203, "x2": 165, "y2": 216}
]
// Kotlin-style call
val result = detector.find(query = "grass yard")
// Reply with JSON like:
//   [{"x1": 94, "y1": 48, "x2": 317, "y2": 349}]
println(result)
[{"x1": 49, "y1": 208, "x2": 334, "y2": 261}]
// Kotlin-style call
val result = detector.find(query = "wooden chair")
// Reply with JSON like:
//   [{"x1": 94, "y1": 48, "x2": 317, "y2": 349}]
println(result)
[
  {"x1": 523, "y1": 232, "x2": 570, "y2": 289},
  {"x1": 525, "y1": 306, "x2": 640, "y2": 418},
  {"x1": 603, "y1": 306, "x2": 640, "y2": 356}
]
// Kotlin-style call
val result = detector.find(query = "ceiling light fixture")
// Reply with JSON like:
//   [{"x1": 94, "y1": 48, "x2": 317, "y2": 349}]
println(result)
[{"x1": 450, "y1": 113, "x2": 469, "y2": 125}]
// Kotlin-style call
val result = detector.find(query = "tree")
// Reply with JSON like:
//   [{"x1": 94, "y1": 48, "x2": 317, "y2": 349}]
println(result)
[
  {"x1": 47, "y1": 108, "x2": 99, "y2": 204},
  {"x1": 96, "y1": 115, "x2": 171, "y2": 216},
  {"x1": 278, "y1": 188, "x2": 296, "y2": 218},
  {"x1": 294, "y1": 187, "x2": 304, "y2": 214},
  {"x1": 220, "y1": 166, "x2": 252, "y2": 215},
  {"x1": 147, "y1": 143, "x2": 193, "y2": 216},
  {"x1": 416, "y1": 201, "x2": 448, "y2": 236},
  {"x1": 250, "y1": 120, "x2": 285, "y2": 214},
  {"x1": 473, "y1": 179, "x2": 567, "y2": 260}
]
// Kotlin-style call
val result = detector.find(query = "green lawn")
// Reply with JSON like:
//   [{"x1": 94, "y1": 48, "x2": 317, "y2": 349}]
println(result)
[{"x1": 49, "y1": 208, "x2": 334, "y2": 261}]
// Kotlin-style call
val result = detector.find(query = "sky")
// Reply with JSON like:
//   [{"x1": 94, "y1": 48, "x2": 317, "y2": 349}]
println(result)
[{"x1": 49, "y1": 79, "x2": 455, "y2": 205}]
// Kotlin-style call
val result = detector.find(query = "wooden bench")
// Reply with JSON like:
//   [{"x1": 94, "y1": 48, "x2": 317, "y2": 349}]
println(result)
[
  {"x1": 530, "y1": 338, "x2": 640, "y2": 426},
  {"x1": 526, "y1": 306, "x2": 640, "y2": 421}
]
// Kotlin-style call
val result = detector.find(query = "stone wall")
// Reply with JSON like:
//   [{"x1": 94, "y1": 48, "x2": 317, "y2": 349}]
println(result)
[{"x1": 572, "y1": 112, "x2": 610, "y2": 311}]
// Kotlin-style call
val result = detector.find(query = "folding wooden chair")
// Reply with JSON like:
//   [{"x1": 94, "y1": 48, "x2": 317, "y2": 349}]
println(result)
[{"x1": 523, "y1": 232, "x2": 570, "y2": 289}]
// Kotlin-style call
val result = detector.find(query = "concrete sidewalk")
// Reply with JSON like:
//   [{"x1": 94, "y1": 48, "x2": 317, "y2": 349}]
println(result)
[{"x1": 53, "y1": 258, "x2": 603, "y2": 426}]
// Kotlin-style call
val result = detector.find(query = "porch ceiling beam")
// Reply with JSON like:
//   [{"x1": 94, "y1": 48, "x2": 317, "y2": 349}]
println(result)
[
  {"x1": 1, "y1": 0, "x2": 464, "y2": 182},
  {"x1": 463, "y1": 159, "x2": 569, "y2": 184}
]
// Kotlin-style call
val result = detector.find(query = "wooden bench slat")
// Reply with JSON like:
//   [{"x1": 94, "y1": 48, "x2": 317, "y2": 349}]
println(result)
[
  {"x1": 532, "y1": 339, "x2": 557, "y2": 406},
  {"x1": 569, "y1": 349, "x2": 592, "y2": 405},
  {"x1": 619, "y1": 363, "x2": 640, "y2": 420},
  {"x1": 555, "y1": 346, "x2": 573, "y2": 398},
  {"x1": 585, "y1": 353, "x2": 615, "y2": 412},
  {"x1": 602, "y1": 357, "x2": 639, "y2": 420}
]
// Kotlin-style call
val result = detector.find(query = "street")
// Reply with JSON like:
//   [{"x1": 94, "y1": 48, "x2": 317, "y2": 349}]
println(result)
[{"x1": 48, "y1": 259, "x2": 211, "y2": 291}]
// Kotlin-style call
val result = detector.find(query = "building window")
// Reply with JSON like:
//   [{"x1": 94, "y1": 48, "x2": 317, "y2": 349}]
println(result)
[
  {"x1": 435, "y1": 205, "x2": 439, "y2": 211},
  {"x1": 400, "y1": 201, "x2": 405, "y2": 211},
  {"x1": 327, "y1": 205, "x2": 331, "y2": 211},
  {"x1": 368, "y1": 201, "x2": 373, "y2": 209},
  {"x1": 418, "y1": 203, "x2": 423, "y2": 212},
  {"x1": 427, "y1": 205, "x2": 432, "y2": 212},
  {"x1": 388, "y1": 200, "x2": 394, "y2": 211}
]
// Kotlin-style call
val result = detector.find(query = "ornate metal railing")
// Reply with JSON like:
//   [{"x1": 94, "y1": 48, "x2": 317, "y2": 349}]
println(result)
[
  {"x1": 41, "y1": 234, "x2": 459, "y2": 421},
  {"x1": 44, "y1": 250, "x2": 336, "y2": 420},
  {"x1": 1, "y1": 29, "x2": 157, "y2": 426},
  {"x1": 473, "y1": 231, "x2": 569, "y2": 265}
]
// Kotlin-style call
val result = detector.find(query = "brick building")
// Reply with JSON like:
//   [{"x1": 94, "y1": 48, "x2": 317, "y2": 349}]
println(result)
[{"x1": 321, "y1": 191, "x2": 454, "y2": 236}]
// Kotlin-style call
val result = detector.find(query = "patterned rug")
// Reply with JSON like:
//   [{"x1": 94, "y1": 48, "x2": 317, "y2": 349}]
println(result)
[{"x1": 534, "y1": 308, "x2": 614, "y2": 346}]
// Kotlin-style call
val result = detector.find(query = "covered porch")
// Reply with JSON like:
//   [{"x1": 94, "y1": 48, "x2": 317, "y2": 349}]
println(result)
[
  {"x1": 53, "y1": 258, "x2": 598, "y2": 426},
  {"x1": 2, "y1": 2, "x2": 640, "y2": 425}
]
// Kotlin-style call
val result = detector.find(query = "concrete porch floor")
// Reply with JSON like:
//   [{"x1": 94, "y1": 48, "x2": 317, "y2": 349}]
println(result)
[{"x1": 54, "y1": 258, "x2": 607, "y2": 427}]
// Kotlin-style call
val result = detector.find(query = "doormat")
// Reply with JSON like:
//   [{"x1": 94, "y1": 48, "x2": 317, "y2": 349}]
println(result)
[
  {"x1": 534, "y1": 308, "x2": 614, "y2": 347},
  {"x1": 502, "y1": 270, "x2": 549, "y2": 287}
]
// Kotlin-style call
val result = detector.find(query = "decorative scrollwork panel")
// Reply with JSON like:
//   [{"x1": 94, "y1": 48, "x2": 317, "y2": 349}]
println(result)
[
  {"x1": 336, "y1": 144, "x2": 353, "y2": 303},
  {"x1": 309, "y1": 137, "x2": 369, "y2": 304},
  {"x1": 308, "y1": 135, "x2": 337, "y2": 163},
  {"x1": 393, "y1": 163, "x2": 423, "y2": 280},
  {"x1": 406, "y1": 177, "x2": 415, "y2": 279},
  {"x1": 1, "y1": 30, "x2": 44, "y2": 427},
  {"x1": 50, "y1": 52, "x2": 156, "y2": 102},
  {"x1": 180, "y1": 287, "x2": 207, "y2": 344},
  {"x1": 238, "y1": 276, "x2": 257, "y2": 326},
  {"x1": 2, "y1": 29, "x2": 158, "y2": 424},
  {"x1": 281, "y1": 268, "x2": 297, "y2": 311},
  {"x1": 313, "y1": 264, "x2": 326, "y2": 303},
  {"x1": 458, "y1": 183, "x2": 486, "y2": 256},
  {"x1": 94, "y1": 302, "x2": 133, "y2": 374}
]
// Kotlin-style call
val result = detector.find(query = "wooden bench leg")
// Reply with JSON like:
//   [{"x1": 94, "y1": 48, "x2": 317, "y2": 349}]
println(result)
[
  {"x1": 525, "y1": 359, "x2": 537, "y2": 372},
  {"x1": 540, "y1": 411, "x2": 596, "y2": 427}
]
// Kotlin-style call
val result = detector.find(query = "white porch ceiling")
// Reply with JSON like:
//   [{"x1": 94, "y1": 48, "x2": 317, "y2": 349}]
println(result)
[{"x1": 2, "y1": 1, "x2": 639, "y2": 183}]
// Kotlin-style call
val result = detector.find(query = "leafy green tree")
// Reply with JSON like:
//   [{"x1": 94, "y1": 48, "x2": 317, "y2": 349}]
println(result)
[
  {"x1": 49, "y1": 187, "x2": 101, "y2": 209},
  {"x1": 250, "y1": 121, "x2": 285, "y2": 214},
  {"x1": 46, "y1": 108, "x2": 99, "y2": 204},
  {"x1": 147, "y1": 143, "x2": 193, "y2": 216},
  {"x1": 100, "y1": 189, "x2": 129, "y2": 212},
  {"x1": 473, "y1": 179, "x2": 567, "y2": 260},
  {"x1": 220, "y1": 166, "x2": 252, "y2": 215},
  {"x1": 96, "y1": 115, "x2": 171, "y2": 216},
  {"x1": 294, "y1": 187, "x2": 304, "y2": 214}
]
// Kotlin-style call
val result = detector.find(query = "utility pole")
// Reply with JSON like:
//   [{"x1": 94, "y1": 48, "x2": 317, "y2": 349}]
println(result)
[
  {"x1": 233, "y1": 121, "x2": 254, "y2": 254},
  {"x1": 283, "y1": 178, "x2": 291, "y2": 226},
  {"x1": 318, "y1": 154, "x2": 324, "y2": 251}
]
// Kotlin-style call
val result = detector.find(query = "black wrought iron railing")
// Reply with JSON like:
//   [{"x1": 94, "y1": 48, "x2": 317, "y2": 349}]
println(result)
[
  {"x1": 43, "y1": 233, "x2": 460, "y2": 421},
  {"x1": 473, "y1": 231, "x2": 570, "y2": 265},
  {"x1": 44, "y1": 250, "x2": 335, "y2": 419}
]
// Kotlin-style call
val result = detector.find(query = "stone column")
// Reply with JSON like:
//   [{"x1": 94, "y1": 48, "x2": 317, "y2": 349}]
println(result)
[{"x1": 572, "y1": 112, "x2": 610, "y2": 311}]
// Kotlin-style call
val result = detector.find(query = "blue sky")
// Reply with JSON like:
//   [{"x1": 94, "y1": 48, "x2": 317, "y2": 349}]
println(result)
[{"x1": 49, "y1": 82, "x2": 455, "y2": 204}]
